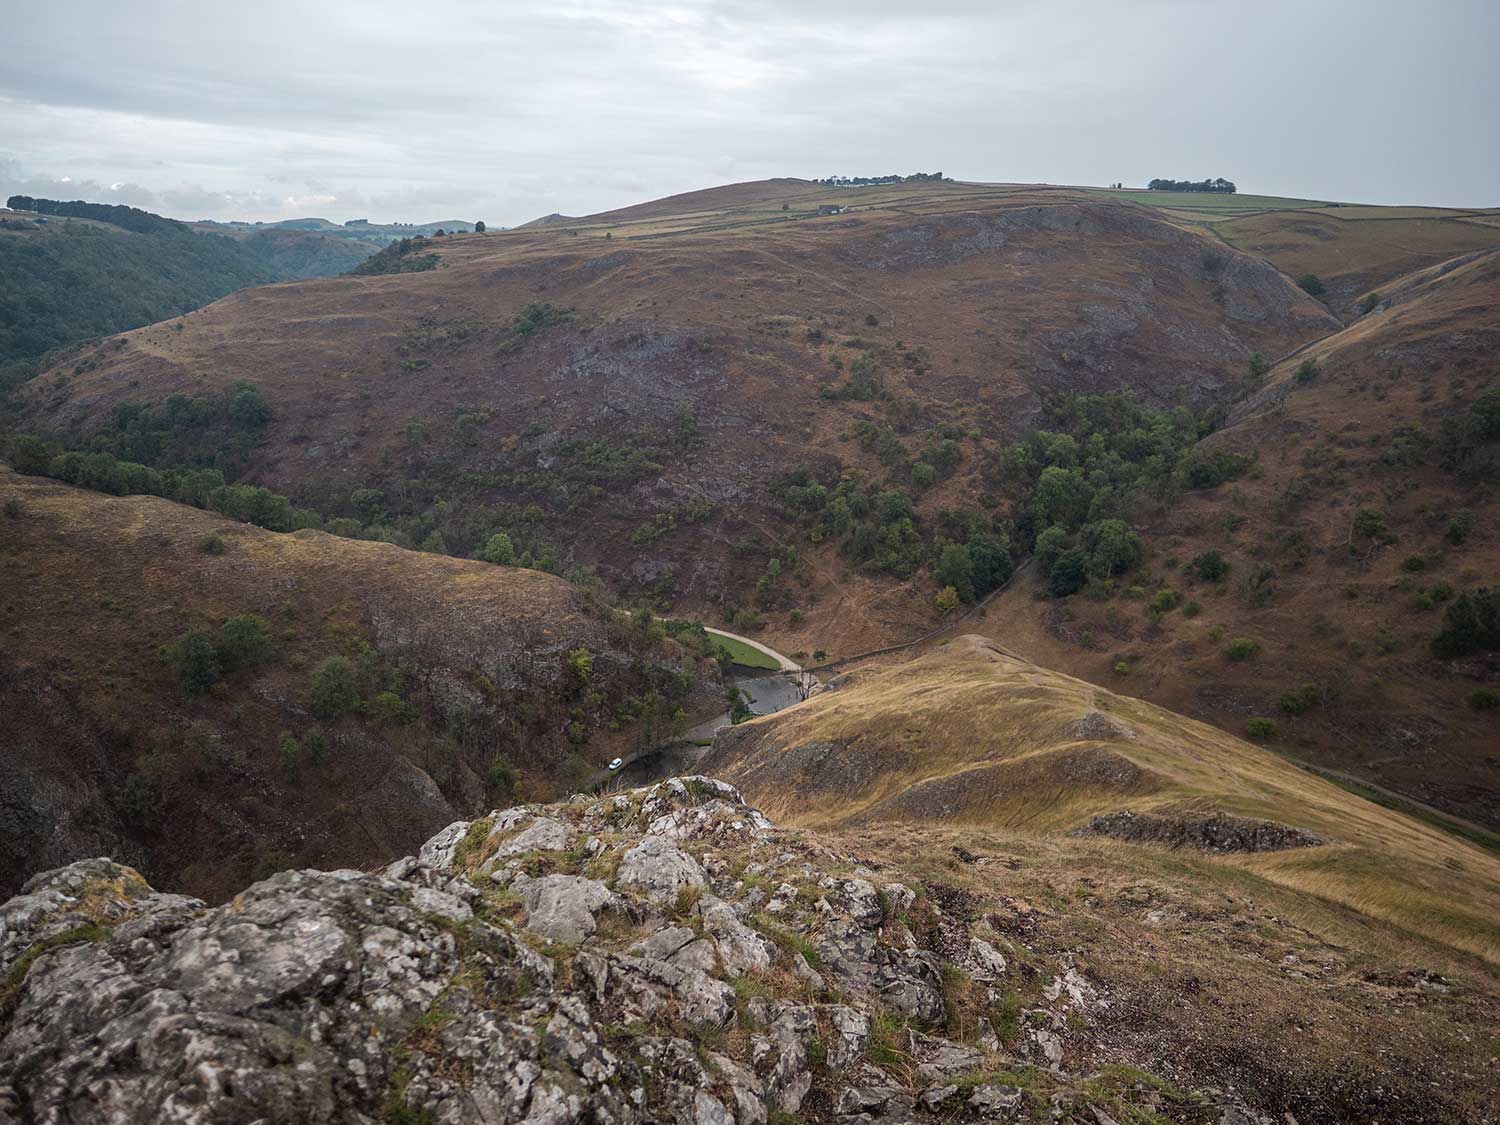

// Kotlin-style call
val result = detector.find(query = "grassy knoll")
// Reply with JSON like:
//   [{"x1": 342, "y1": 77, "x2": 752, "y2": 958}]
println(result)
[{"x1": 705, "y1": 636, "x2": 1500, "y2": 962}]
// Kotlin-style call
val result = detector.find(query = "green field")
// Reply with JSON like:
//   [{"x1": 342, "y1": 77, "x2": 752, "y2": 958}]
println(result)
[{"x1": 710, "y1": 633, "x2": 781, "y2": 671}]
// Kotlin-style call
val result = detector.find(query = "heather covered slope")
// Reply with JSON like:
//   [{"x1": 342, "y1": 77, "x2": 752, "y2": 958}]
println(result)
[
  {"x1": 9, "y1": 187, "x2": 1335, "y2": 641},
  {"x1": 703, "y1": 636, "x2": 1500, "y2": 962},
  {"x1": 0, "y1": 468, "x2": 718, "y2": 901}
]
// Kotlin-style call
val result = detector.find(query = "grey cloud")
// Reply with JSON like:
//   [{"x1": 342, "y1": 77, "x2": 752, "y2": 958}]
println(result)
[{"x1": 1, "y1": 1, "x2": 1495, "y2": 225}]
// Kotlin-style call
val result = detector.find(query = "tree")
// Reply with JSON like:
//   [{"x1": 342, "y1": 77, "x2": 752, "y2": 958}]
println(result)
[
  {"x1": 1082, "y1": 519, "x2": 1140, "y2": 577},
  {"x1": 1030, "y1": 466, "x2": 1090, "y2": 528},
  {"x1": 1049, "y1": 548, "x2": 1089, "y2": 596},
  {"x1": 218, "y1": 614, "x2": 272, "y2": 672},
  {"x1": 170, "y1": 631, "x2": 221, "y2": 694},
  {"x1": 967, "y1": 532, "x2": 1013, "y2": 598},
  {"x1": 1189, "y1": 549, "x2": 1228, "y2": 582},
  {"x1": 1296, "y1": 274, "x2": 1326, "y2": 297},
  {"x1": 309, "y1": 656, "x2": 359, "y2": 719},
  {"x1": 1035, "y1": 525, "x2": 1070, "y2": 574},
  {"x1": 483, "y1": 532, "x2": 516, "y2": 565},
  {"x1": 933, "y1": 543, "x2": 975, "y2": 602}
]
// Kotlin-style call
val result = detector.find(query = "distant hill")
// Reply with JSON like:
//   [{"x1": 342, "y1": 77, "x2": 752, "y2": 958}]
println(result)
[
  {"x1": 6, "y1": 175, "x2": 1498, "y2": 837},
  {"x1": 0, "y1": 206, "x2": 275, "y2": 366},
  {"x1": 0, "y1": 200, "x2": 484, "y2": 369}
]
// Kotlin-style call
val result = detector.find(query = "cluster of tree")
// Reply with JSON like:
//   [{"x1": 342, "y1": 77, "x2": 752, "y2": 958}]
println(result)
[
  {"x1": 770, "y1": 467, "x2": 1011, "y2": 601},
  {"x1": 7, "y1": 379, "x2": 303, "y2": 532},
  {"x1": 77, "y1": 380, "x2": 273, "y2": 475},
  {"x1": 0, "y1": 212, "x2": 276, "y2": 362},
  {"x1": 1146, "y1": 178, "x2": 1237, "y2": 194},
  {"x1": 346, "y1": 237, "x2": 439, "y2": 276},
  {"x1": 169, "y1": 614, "x2": 274, "y2": 694},
  {"x1": 814, "y1": 173, "x2": 946, "y2": 187},
  {"x1": 5, "y1": 195, "x2": 187, "y2": 235},
  {"x1": 1437, "y1": 388, "x2": 1500, "y2": 484},
  {"x1": 998, "y1": 393, "x2": 1246, "y2": 596}
]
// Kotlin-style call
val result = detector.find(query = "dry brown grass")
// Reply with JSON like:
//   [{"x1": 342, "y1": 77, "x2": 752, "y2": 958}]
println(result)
[{"x1": 707, "y1": 636, "x2": 1500, "y2": 961}]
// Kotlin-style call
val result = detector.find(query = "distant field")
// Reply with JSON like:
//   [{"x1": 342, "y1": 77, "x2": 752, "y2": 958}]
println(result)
[
  {"x1": 1084, "y1": 188, "x2": 1334, "y2": 213},
  {"x1": 1216, "y1": 210, "x2": 1500, "y2": 291}
]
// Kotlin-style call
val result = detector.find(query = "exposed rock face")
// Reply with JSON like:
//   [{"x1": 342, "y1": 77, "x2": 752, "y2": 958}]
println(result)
[
  {"x1": 1071, "y1": 809, "x2": 1329, "y2": 852},
  {"x1": 0, "y1": 780, "x2": 1276, "y2": 1124}
]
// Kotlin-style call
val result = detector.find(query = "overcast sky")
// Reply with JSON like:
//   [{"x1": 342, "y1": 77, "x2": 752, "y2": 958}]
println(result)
[{"x1": 2, "y1": 1, "x2": 1496, "y2": 225}]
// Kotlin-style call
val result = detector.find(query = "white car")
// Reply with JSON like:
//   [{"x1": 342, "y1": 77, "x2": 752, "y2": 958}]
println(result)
[{"x1": 607, "y1": 757, "x2": 624, "y2": 771}]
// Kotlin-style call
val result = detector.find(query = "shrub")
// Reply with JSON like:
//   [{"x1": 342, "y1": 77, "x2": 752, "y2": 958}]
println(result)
[
  {"x1": 911, "y1": 462, "x2": 936, "y2": 489},
  {"x1": 197, "y1": 533, "x2": 225, "y2": 555},
  {"x1": 1445, "y1": 510, "x2": 1476, "y2": 545},
  {"x1": 934, "y1": 585, "x2": 960, "y2": 616},
  {"x1": 1401, "y1": 554, "x2": 1427, "y2": 573},
  {"x1": 487, "y1": 755, "x2": 518, "y2": 795},
  {"x1": 1148, "y1": 589, "x2": 1181, "y2": 617},
  {"x1": 3, "y1": 498, "x2": 22, "y2": 519},
  {"x1": 304, "y1": 731, "x2": 329, "y2": 766},
  {"x1": 1245, "y1": 717, "x2": 1277, "y2": 740},
  {"x1": 566, "y1": 647, "x2": 594, "y2": 690},
  {"x1": 1224, "y1": 636, "x2": 1261, "y2": 661},
  {"x1": 1179, "y1": 449, "x2": 1247, "y2": 489},
  {"x1": 170, "y1": 631, "x2": 221, "y2": 694},
  {"x1": 483, "y1": 532, "x2": 516, "y2": 565},
  {"x1": 1352, "y1": 508, "x2": 1390, "y2": 542},
  {"x1": 1293, "y1": 358, "x2": 1319, "y2": 384},
  {"x1": 1471, "y1": 688, "x2": 1500, "y2": 711},
  {"x1": 277, "y1": 734, "x2": 303, "y2": 780},
  {"x1": 309, "y1": 656, "x2": 360, "y2": 719},
  {"x1": 1296, "y1": 274, "x2": 1325, "y2": 297},
  {"x1": 217, "y1": 614, "x2": 272, "y2": 672},
  {"x1": 1278, "y1": 683, "x2": 1323, "y2": 715},
  {"x1": 864, "y1": 313, "x2": 879, "y2": 326},
  {"x1": 1189, "y1": 550, "x2": 1228, "y2": 582},
  {"x1": 1357, "y1": 292, "x2": 1381, "y2": 315},
  {"x1": 366, "y1": 691, "x2": 411, "y2": 726},
  {"x1": 1113, "y1": 659, "x2": 1129, "y2": 676},
  {"x1": 1182, "y1": 600, "x2": 1201, "y2": 618}
]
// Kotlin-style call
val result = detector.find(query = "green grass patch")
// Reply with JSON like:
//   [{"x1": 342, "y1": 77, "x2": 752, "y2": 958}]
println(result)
[
  {"x1": 752, "y1": 914, "x2": 821, "y2": 969},
  {"x1": 711, "y1": 633, "x2": 781, "y2": 671}
]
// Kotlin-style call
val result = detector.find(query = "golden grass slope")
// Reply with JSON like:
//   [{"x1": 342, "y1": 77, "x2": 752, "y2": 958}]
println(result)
[{"x1": 704, "y1": 635, "x2": 1500, "y2": 961}]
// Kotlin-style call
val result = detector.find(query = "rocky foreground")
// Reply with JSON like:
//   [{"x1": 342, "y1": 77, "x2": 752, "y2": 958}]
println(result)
[{"x1": 0, "y1": 780, "x2": 1325, "y2": 1123}]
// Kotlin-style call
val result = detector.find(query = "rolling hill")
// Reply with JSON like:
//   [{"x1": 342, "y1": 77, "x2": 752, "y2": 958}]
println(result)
[
  {"x1": 4, "y1": 175, "x2": 1497, "y2": 837},
  {"x1": 963, "y1": 247, "x2": 1500, "y2": 830},
  {"x1": 703, "y1": 635, "x2": 1500, "y2": 961},
  {"x1": 6, "y1": 181, "x2": 1335, "y2": 628}
]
